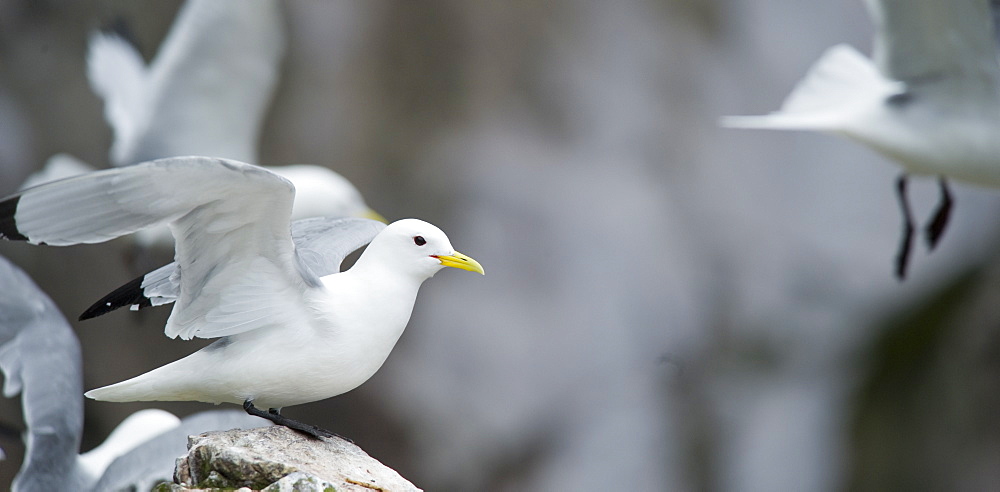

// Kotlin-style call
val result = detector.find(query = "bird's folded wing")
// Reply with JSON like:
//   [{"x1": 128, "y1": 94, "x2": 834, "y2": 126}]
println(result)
[
  {"x1": 79, "y1": 217, "x2": 385, "y2": 320},
  {"x1": 291, "y1": 217, "x2": 387, "y2": 283},
  {"x1": 866, "y1": 0, "x2": 1000, "y2": 88},
  {"x1": 93, "y1": 0, "x2": 285, "y2": 166},
  {"x1": 1, "y1": 156, "x2": 310, "y2": 340},
  {"x1": 88, "y1": 30, "x2": 148, "y2": 164}
]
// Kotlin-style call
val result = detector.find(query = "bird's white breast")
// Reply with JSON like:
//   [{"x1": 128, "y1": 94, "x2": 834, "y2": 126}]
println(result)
[
  {"x1": 233, "y1": 270, "x2": 421, "y2": 407},
  {"x1": 847, "y1": 95, "x2": 1000, "y2": 185}
]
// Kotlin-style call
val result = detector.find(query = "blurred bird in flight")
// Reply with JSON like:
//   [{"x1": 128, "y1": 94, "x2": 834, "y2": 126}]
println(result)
[{"x1": 724, "y1": 0, "x2": 1000, "y2": 279}]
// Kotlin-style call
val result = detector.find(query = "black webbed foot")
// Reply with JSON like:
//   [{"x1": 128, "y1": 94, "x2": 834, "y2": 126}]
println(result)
[
  {"x1": 894, "y1": 175, "x2": 914, "y2": 280},
  {"x1": 924, "y1": 177, "x2": 953, "y2": 250},
  {"x1": 243, "y1": 399, "x2": 336, "y2": 440}
]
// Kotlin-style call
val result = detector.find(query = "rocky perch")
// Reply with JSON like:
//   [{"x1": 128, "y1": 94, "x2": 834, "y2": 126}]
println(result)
[{"x1": 153, "y1": 426, "x2": 421, "y2": 492}]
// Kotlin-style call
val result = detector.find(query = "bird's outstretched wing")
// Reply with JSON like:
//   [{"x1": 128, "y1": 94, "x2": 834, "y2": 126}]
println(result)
[
  {"x1": 89, "y1": 0, "x2": 285, "y2": 166},
  {"x1": 0, "y1": 156, "x2": 312, "y2": 340},
  {"x1": 0, "y1": 256, "x2": 84, "y2": 491},
  {"x1": 79, "y1": 217, "x2": 386, "y2": 320},
  {"x1": 866, "y1": 0, "x2": 1000, "y2": 90}
]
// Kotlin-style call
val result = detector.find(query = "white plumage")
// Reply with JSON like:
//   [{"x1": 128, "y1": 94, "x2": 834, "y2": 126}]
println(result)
[{"x1": 1, "y1": 156, "x2": 482, "y2": 435}]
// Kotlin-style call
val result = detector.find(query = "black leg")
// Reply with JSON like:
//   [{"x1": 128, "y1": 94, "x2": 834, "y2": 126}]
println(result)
[
  {"x1": 243, "y1": 399, "x2": 335, "y2": 440},
  {"x1": 924, "y1": 177, "x2": 953, "y2": 250},
  {"x1": 895, "y1": 175, "x2": 915, "y2": 280}
]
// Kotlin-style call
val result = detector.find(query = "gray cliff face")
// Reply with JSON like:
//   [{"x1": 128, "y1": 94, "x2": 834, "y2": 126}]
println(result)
[{"x1": 156, "y1": 426, "x2": 421, "y2": 492}]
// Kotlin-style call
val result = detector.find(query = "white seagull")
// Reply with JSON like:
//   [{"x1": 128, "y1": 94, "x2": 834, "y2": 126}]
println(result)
[
  {"x1": 0, "y1": 156, "x2": 483, "y2": 438},
  {"x1": 722, "y1": 0, "x2": 1000, "y2": 278},
  {"x1": 0, "y1": 255, "x2": 266, "y2": 491}
]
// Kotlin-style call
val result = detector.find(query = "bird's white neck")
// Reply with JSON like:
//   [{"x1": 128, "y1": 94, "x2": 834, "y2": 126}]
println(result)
[{"x1": 319, "y1": 260, "x2": 426, "y2": 361}]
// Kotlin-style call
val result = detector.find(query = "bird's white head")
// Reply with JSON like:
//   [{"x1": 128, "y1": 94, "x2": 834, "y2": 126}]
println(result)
[{"x1": 356, "y1": 218, "x2": 484, "y2": 280}]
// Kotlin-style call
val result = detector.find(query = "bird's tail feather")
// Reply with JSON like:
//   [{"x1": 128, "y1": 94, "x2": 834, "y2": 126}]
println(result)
[
  {"x1": 85, "y1": 379, "x2": 156, "y2": 403},
  {"x1": 85, "y1": 365, "x2": 189, "y2": 403},
  {"x1": 84, "y1": 350, "x2": 224, "y2": 404},
  {"x1": 721, "y1": 44, "x2": 900, "y2": 131}
]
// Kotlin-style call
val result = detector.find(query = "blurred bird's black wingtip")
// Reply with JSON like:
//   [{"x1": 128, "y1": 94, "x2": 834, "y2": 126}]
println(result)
[
  {"x1": 99, "y1": 16, "x2": 141, "y2": 51},
  {"x1": 0, "y1": 195, "x2": 27, "y2": 241}
]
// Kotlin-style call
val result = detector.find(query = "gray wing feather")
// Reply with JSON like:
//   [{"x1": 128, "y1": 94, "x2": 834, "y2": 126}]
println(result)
[
  {"x1": 11, "y1": 156, "x2": 293, "y2": 246},
  {"x1": 867, "y1": 0, "x2": 1000, "y2": 90},
  {"x1": 141, "y1": 262, "x2": 181, "y2": 307},
  {"x1": 3, "y1": 156, "x2": 309, "y2": 340},
  {"x1": 292, "y1": 217, "x2": 387, "y2": 284},
  {"x1": 88, "y1": 217, "x2": 385, "y2": 314}
]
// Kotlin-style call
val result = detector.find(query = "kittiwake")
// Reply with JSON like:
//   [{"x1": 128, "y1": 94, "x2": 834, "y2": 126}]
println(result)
[{"x1": 0, "y1": 156, "x2": 484, "y2": 438}]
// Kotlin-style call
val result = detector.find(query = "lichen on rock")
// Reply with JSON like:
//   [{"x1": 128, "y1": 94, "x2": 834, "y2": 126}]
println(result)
[{"x1": 156, "y1": 425, "x2": 420, "y2": 491}]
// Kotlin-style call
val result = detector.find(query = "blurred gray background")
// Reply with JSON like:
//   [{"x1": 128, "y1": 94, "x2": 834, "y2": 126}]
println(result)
[{"x1": 2, "y1": 0, "x2": 1000, "y2": 490}]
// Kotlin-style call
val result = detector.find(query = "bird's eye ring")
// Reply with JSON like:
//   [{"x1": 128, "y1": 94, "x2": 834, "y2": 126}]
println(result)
[{"x1": 413, "y1": 236, "x2": 426, "y2": 246}]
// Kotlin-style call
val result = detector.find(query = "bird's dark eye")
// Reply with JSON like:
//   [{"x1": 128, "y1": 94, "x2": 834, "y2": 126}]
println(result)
[{"x1": 413, "y1": 236, "x2": 426, "y2": 246}]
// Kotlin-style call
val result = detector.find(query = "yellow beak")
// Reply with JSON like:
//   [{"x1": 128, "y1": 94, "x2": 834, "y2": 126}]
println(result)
[
  {"x1": 434, "y1": 251, "x2": 485, "y2": 275},
  {"x1": 362, "y1": 208, "x2": 389, "y2": 224}
]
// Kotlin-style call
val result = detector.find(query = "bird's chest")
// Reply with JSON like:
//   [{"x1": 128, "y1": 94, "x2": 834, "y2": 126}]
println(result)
[
  {"x1": 325, "y1": 285, "x2": 417, "y2": 350},
  {"x1": 300, "y1": 283, "x2": 419, "y2": 381}
]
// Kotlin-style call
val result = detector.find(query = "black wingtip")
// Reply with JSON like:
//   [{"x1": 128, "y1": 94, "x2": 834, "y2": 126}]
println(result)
[
  {"x1": 79, "y1": 274, "x2": 153, "y2": 321},
  {"x1": 0, "y1": 195, "x2": 28, "y2": 241},
  {"x1": 100, "y1": 16, "x2": 141, "y2": 52}
]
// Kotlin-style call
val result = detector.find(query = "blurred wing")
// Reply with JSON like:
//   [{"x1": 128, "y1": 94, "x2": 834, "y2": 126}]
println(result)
[
  {"x1": 721, "y1": 44, "x2": 900, "y2": 132},
  {"x1": 80, "y1": 217, "x2": 385, "y2": 319},
  {"x1": 87, "y1": 30, "x2": 148, "y2": 163},
  {"x1": 866, "y1": 0, "x2": 1000, "y2": 89},
  {"x1": 19, "y1": 153, "x2": 97, "y2": 190},
  {"x1": 0, "y1": 156, "x2": 311, "y2": 340},
  {"x1": 92, "y1": 410, "x2": 268, "y2": 492},
  {"x1": 0, "y1": 256, "x2": 84, "y2": 491},
  {"x1": 101, "y1": 0, "x2": 285, "y2": 165},
  {"x1": 267, "y1": 165, "x2": 373, "y2": 220},
  {"x1": 76, "y1": 409, "x2": 181, "y2": 483}
]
